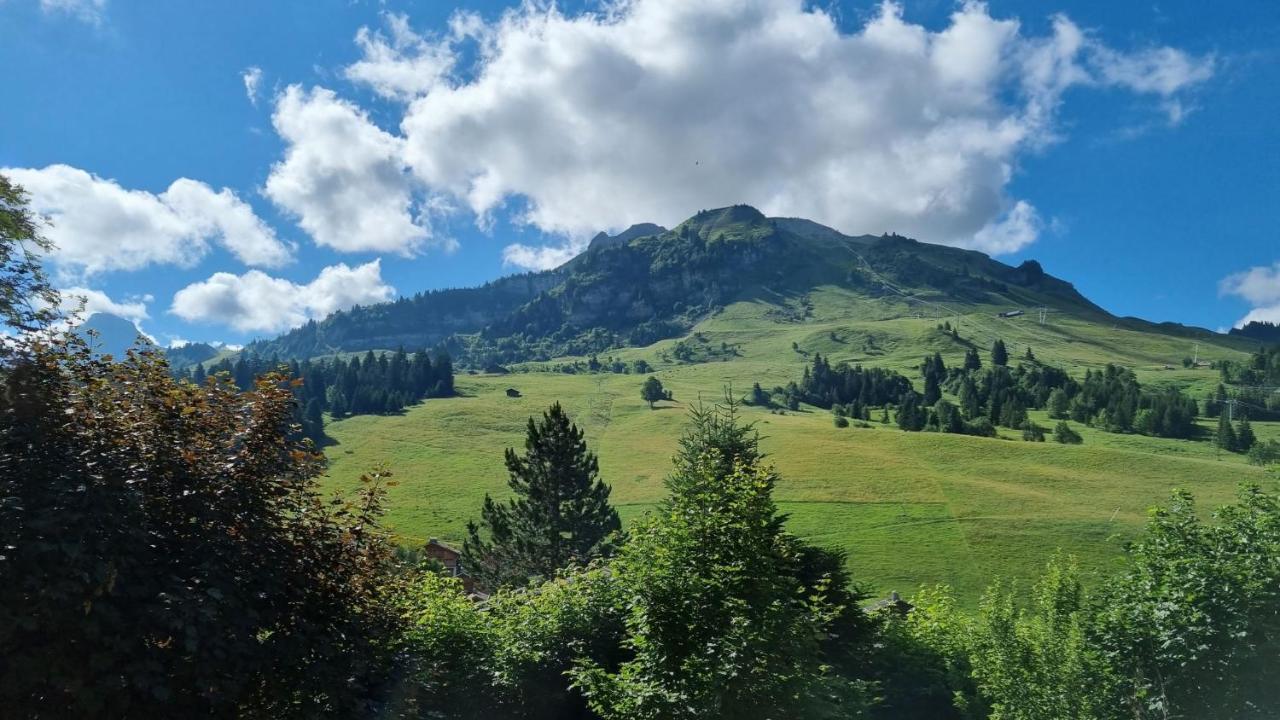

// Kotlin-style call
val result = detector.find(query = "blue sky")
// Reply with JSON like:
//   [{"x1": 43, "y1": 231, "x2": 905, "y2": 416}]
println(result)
[{"x1": 2, "y1": 0, "x2": 1278, "y2": 347}]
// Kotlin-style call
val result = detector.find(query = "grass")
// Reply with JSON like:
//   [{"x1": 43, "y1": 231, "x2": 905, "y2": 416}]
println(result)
[{"x1": 318, "y1": 286, "x2": 1275, "y2": 605}]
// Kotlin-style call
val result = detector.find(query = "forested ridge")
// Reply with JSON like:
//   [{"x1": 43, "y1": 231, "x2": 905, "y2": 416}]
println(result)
[{"x1": 247, "y1": 205, "x2": 1122, "y2": 367}]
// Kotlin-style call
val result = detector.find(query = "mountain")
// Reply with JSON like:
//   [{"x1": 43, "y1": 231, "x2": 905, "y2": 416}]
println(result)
[
  {"x1": 247, "y1": 205, "x2": 1235, "y2": 364},
  {"x1": 165, "y1": 341, "x2": 223, "y2": 370},
  {"x1": 72, "y1": 313, "x2": 152, "y2": 359},
  {"x1": 586, "y1": 222, "x2": 667, "y2": 251}
]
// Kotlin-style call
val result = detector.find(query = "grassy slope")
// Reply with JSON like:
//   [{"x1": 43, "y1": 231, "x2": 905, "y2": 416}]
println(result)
[{"x1": 321, "y1": 286, "x2": 1276, "y2": 604}]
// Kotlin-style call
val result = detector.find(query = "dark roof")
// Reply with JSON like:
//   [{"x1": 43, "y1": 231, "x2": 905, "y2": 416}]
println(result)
[{"x1": 426, "y1": 537, "x2": 462, "y2": 556}]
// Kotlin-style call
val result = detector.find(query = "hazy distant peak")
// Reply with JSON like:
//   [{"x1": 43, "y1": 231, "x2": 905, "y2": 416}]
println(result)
[{"x1": 73, "y1": 313, "x2": 153, "y2": 359}]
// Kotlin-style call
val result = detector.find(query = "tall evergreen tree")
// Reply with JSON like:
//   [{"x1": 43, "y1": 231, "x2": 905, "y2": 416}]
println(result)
[
  {"x1": 1237, "y1": 416, "x2": 1257, "y2": 452},
  {"x1": 922, "y1": 353, "x2": 944, "y2": 406},
  {"x1": 964, "y1": 346, "x2": 982, "y2": 372},
  {"x1": 959, "y1": 376, "x2": 981, "y2": 419},
  {"x1": 1047, "y1": 388, "x2": 1070, "y2": 419},
  {"x1": 1216, "y1": 412, "x2": 1238, "y2": 452},
  {"x1": 991, "y1": 339, "x2": 1009, "y2": 367},
  {"x1": 570, "y1": 399, "x2": 872, "y2": 719},
  {"x1": 463, "y1": 403, "x2": 621, "y2": 590}
]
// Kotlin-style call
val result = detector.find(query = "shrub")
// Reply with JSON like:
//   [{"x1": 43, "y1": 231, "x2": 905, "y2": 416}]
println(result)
[{"x1": 1053, "y1": 421, "x2": 1083, "y2": 444}]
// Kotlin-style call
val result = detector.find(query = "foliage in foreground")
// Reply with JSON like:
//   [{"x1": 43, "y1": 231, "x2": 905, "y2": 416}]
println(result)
[
  {"x1": 878, "y1": 485, "x2": 1280, "y2": 719},
  {"x1": 0, "y1": 337, "x2": 405, "y2": 717}
]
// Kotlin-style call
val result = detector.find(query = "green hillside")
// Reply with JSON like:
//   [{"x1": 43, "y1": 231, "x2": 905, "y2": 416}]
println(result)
[
  {"x1": 315, "y1": 274, "x2": 1275, "y2": 604},
  {"x1": 250, "y1": 205, "x2": 1244, "y2": 366}
]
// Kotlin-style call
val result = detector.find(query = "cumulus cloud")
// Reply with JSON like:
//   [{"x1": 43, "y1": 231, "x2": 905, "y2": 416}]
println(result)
[
  {"x1": 39, "y1": 0, "x2": 105, "y2": 24},
  {"x1": 242, "y1": 66, "x2": 263, "y2": 106},
  {"x1": 345, "y1": 13, "x2": 456, "y2": 101},
  {"x1": 1221, "y1": 262, "x2": 1280, "y2": 327},
  {"x1": 501, "y1": 241, "x2": 582, "y2": 272},
  {"x1": 372, "y1": 0, "x2": 1213, "y2": 262},
  {"x1": 265, "y1": 85, "x2": 431, "y2": 255},
  {"x1": 59, "y1": 286, "x2": 150, "y2": 324},
  {"x1": 170, "y1": 260, "x2": 395, "y2": 334},
  {"x1": 3, "y1": 164, "x2": 293, "y2": 275}
]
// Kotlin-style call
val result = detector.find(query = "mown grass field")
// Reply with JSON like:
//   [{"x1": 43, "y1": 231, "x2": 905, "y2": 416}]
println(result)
[{"x1": 320, "y1": 288, "x2": 1277, "y2": 604}]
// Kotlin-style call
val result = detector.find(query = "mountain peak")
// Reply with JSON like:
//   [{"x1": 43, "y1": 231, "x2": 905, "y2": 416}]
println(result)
[
  {"x1": 73, "y1": 313, "x2": 152, "y2": 359},
  {"x1": 685, "y1": 204, "x2": 767, "y2": 228},
  {"x1": 587, "y1": 222, "x2": 667, "y2": 251}
]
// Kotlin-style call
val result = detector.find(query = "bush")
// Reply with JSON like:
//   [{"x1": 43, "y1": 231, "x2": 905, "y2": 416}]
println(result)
[
  {"x1": 834, "y1": 415, "x2": 850, "y2": 428},
  {"x1": 1021, "y1": 420, "x2": 1046, "y2": 442},
  {"x1": 1053, "y1": 421, "x2": 1083, "y2": 444},
  {"x1": 1247, "y1": 439, "x2": 1280, "y2": 466}
]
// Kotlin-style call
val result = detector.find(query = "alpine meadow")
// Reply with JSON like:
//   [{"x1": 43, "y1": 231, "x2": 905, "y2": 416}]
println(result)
[{"x1": 4, "y1": 1, "x2": 1280, "y2": 718}]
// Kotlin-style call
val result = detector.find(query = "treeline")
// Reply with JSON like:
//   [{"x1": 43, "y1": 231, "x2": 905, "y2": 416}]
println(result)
[
  {"x1": 1217, "y1": 345, "x2": 1280, "y2": 421},
  {"x1": 178, "y1": 349, "x2": 455, "y2": 442},
  {"x1": 771, "y1": 342, "x2": 1208, "y2": 442},
  {"x1": 746, "y1": 352, "x2": 914, "y2": 416},
  {"x1": 1228, "y1": 319, "x2": 1280, "y2": 343}
]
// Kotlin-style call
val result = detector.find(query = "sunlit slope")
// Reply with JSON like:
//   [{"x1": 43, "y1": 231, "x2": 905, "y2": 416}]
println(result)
[{"x1": 322, "y1": 340, "x2": 1275, "y2": 603}]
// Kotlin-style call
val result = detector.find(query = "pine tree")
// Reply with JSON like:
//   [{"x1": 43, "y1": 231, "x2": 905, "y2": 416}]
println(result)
[
  {"x1": 964, "y1": 347, "x2": 982, "y2": 372},
  {"x1": 1237, "y1": 416, "x2": 1257, "y2": 452},
  {"x1": 991, "y1": 339, "x2": 1009, "y2": 367},
  {"x1": 462, "y1": 403, "x2": 621, "y2": 590},
  {"x1": 750, "y1": 382, "x2": 770, "y2": 407},
  {"x1": 923, "y1": 366, "x2": 941, "y2": 406},
  {"x1": 959, "y1": 376, "x2": 980, "y2": 419},
  {"x1": 1047, "y1": 388, "x2": 1070, "y2": 419},
  {"x1": 1216, "y1": 413, "x2": 1238, "y2": 452}
]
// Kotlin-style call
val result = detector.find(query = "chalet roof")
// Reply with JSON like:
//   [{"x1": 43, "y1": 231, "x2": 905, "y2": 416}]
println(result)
[{"x1": 426, "y1": 537, "x2": 462, "y2": 557}]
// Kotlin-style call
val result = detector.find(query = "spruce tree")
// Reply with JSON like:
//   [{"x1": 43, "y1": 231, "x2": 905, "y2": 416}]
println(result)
[
  {"x1": 1047, "y1": 388, "x2": 1070, "y2": 419},
  {"x1": 1216, "y1": 413, "x2": 1238, "y2": 452},
  {"x1": 964, "y1": 347, "x2": 982, "y2": 372},
  {"x1": 959, "y1": 376, "x2": 980, "y2": 419},
  {"x1": 1237, "y1": 416, "x2": 1257, "y2": 452},
  {"x1": 991, "y1": 339, "x2": 1009, "y2": 367},
  {"x1": 463, "y1": 403, "x2": 621, "y2": 590},
  {"x1": 923, "y1": 365, "x2": 941, "y2": 406}
]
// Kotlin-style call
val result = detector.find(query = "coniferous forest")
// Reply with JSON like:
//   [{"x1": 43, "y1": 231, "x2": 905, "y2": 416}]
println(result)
[{"x1": 177, "y1": 349, "x2": 455, "y2": 443}]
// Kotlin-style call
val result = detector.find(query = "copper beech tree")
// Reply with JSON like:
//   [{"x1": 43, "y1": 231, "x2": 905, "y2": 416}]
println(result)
[{"x1": 0, "y1": 335, "x2": 405, "y2": 718}]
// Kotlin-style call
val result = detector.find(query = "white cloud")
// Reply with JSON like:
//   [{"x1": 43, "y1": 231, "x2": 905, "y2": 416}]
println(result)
[
  {"x1": 170, "y1": 260, "x2": 395, "y2": 334},
  {"x1": 40, "y1": 0, "x2": 105, "y2": 24},
  {"x1": 382, "y1": 0, "x2": 1211, "y2": 261},
  {"x1": 59, "y1": 286, "x2": 150, "y2": 324},
  {"x1": 1089, "y1": 45, "x2": 1214, "y2": 123},
  {"x1": 345, "y1": 12, "x2": 456, "y2": 101},
  {"x1": 971, "y1": 201, "x2": 1043, "y2": 255},
  {"x1": 1221, "y1": 262, "x2": 1280, "y2": 328},
  {"x1": 265, "y1": 85, "x2": 431, "y2": 255},
  {"x1": 3, "y1": 164, "x2": 293, "y2": 275},
  {"x1": 502, "y1": 241, "x2": 583, "y2": 271},
  {"x1": 242, "y1": 66, "x2": 263, "y2": 106}
]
